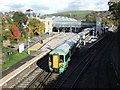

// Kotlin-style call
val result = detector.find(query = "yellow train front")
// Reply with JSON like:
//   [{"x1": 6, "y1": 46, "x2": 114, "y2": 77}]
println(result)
[{"x1": 49, "y1": 49, "x2": 70, "y2": 73}]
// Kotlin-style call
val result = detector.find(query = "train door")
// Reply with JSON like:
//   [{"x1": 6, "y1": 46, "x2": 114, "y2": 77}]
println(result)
[{"x1": 53, "y1": 54, "x2": 59, "y2": 68}]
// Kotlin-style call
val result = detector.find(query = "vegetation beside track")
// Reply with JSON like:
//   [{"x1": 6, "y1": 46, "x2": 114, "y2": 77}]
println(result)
[{"x1": 1, "y1": 47, "x2": 35, "y2": 71}]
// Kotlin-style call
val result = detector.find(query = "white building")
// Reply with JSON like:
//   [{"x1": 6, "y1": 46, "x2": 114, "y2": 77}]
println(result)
[{"x1": 25, "y1": 9, "x2": 40, "y2": 19}]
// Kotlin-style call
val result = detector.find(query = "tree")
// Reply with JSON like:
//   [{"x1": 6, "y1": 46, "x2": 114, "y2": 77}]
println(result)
[
  {"x1": 10, "y1": 25, "x2": 21, "y2": 40},
  {"x1": 2, "y1": 31, "x2": 11, "y2": 40},
  {"x1": 28, "y1": 18, "x2": 45, "y2": 35},
  {"x1": 2, "y1": 16, "x2": 15, "y2": 31},
  {"x1": 114, "y1": 1, "x2": 120, "y2": 46},
  {"x1": 86, "y1": 11, "x2": 114, "y2": 25},
  {"x1": 86, "y1": 15, "x2": 96, "y2": 21},
  {"x1": 12, "y1": 11, "x2": 28, "y2": 31}
]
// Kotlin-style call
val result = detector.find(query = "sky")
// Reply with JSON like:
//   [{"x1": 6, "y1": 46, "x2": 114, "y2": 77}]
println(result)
[{"x1": 0, "y1": 0, "x2": 109, "y2": 15}]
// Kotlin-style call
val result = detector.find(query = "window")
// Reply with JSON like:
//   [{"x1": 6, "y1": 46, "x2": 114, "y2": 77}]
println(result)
[
  {"x1": 65, "y1": 52, "x2": 70, "y2": 61},
  {"x1": 59, "y1": 55, "x2": 64, "y2": 62}
]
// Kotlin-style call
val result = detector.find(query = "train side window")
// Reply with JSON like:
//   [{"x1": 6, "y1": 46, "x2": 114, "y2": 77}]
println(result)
[{"x1": 65, "y1": 52, "x2": 70, "y2": 61}]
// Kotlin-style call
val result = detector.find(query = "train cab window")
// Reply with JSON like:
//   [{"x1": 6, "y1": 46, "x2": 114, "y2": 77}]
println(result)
[
  {"x1": 60, "y1": 55, "x2": 64, "y2": 60},
  {"x1": 59, "y1": 55, "x2": 64, "y2": 62}
]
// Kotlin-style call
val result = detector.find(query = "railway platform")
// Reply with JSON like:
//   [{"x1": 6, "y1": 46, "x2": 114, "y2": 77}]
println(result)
[{"x1": 81, "y1": 33, "x2": 106, "y2": 49}]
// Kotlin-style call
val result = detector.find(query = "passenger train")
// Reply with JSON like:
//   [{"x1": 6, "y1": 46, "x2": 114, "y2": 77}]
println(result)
[
  {"x1": 48, "y1": 27, "x2": 103, "y2": 73},
  {"x1": 48, "y1": 35, "x2": 80, "y2": 73}
]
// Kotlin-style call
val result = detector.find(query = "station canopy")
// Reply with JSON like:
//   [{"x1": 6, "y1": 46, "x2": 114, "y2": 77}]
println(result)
[{"x1": 51, "y1": 16, "x2": 81, "y2": 27}]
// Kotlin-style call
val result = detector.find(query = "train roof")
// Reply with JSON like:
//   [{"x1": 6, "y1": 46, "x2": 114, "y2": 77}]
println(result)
[
  {"x1": 78, "y1": 29, "x2": 91, "y2": 36},
  {"x1": 50, "y1": 49, "x2": 66, "y2": 55},
  {"x1": 50, "y1": 34, "x2": 79, "y2": 54},
  {"x1": 50, "y1": 28, "x2": 92, "y2": 55},
  {"x1": 56, "y1": 43, "x2": 71, "y2": 53}
]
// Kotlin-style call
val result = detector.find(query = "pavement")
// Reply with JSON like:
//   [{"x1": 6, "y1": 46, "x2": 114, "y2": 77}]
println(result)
[
  {"x1": 1, "y1": 32, "x2": 75, "y2": 78},
  {"x1": 29, "y1": 33, "x2": 60, "y2": 51}
]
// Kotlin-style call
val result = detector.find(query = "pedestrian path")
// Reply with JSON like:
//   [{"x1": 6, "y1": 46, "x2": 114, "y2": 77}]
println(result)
[{"x1": 29, "y1": 34, "x2": 60, "y2": 51}]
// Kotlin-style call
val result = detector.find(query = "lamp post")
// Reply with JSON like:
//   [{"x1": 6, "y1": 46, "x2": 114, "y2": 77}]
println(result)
[
  {"x1": 26, "y1": 23, "x2": 30, "y2": 55},
  {"x1": 64, "y1": 27, "x2": 66, "y2": 36},
  {"x1": 28, "y1": 31, "x2": 30, "y2": 55},
  {"x1": 48, "y1": 29, "x2": 50, "y2": 46}
]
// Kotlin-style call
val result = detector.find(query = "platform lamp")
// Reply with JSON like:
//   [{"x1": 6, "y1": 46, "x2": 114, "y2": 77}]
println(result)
[
  {"x1": 28, "y1": 30, "x2": 30, "y2": 55},
  {"x1": 26, "y1": 22, "x2": 30, "y2": 55},
  {"x1": 48, "y1": 29, "x2": 50, "y2": 46}
]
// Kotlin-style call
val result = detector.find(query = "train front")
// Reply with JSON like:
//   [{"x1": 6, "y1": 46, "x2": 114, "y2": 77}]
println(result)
[{"x1": 48, "y1": 50, "x2": 65, "y2": 73}]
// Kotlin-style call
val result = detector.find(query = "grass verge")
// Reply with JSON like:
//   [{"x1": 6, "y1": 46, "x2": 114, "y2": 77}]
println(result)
[{"x1": 1, "y1": 49, "x2": 35, "y2": 71}]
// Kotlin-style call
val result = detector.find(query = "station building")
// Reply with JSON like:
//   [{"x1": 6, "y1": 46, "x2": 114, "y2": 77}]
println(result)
[{"x1": 44, "y1": 16, "x2": 81, "y2": 33}]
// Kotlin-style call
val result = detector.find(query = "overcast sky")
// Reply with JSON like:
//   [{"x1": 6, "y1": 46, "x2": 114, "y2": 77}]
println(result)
[{"x1": 0, "y1": 0, "x2": 109, "y2": 15}]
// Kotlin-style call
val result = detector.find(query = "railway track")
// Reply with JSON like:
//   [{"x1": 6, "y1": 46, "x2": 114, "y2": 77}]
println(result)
[
  {"x1": 13, "y1": 54, "x2": 49, "y2": 89},
  {"x1": 34, "y1": 72, "x2": 52, "y2": 89},
  {"x1": 26, "y1": 68, "x2": 51, "y2": 89},
  {"x1": 43, "y1": 32, "x2": 112, "y2": 88},
  {"x1": 25, "y1": 67, "x2": 59, "y2": 89},
  {"x1": 71, "y1": 33, "x2": 114, "y2": 88},
  {"x1": 13, "y1": 53, "x2": 59, "y2": 89}
]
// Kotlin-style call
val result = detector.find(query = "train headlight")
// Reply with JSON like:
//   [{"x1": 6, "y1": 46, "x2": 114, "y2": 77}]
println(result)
[
  {"x1": 60, "y1": 65, "x2": 64, "y2": 67},
  {"x1": 49, "y1": 62, "x2": 52, "y2": 66},
  {"x1": 59, "y1": 59, "x2": 63, "y2": 63},
  {"x1": 59, "y1": 63, "x2": 64, "y2": 67}
]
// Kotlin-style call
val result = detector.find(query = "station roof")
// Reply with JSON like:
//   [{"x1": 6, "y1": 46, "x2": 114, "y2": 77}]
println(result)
[{"x1": 52, "y1": 16, "x2": 77, "y2": 22}]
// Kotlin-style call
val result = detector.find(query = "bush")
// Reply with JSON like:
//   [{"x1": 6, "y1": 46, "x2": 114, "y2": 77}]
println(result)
[
  {"x1": 2, "y1": 31, "x2": 11, "y2": 40},
  {"x1": 10, "y1": 39, "x2": 17, "y2": 45}
]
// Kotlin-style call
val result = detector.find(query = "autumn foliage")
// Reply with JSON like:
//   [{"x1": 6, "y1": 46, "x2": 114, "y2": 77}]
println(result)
[{"x1": 10, "y1": 25, "x2": 21, "y2": 40}]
